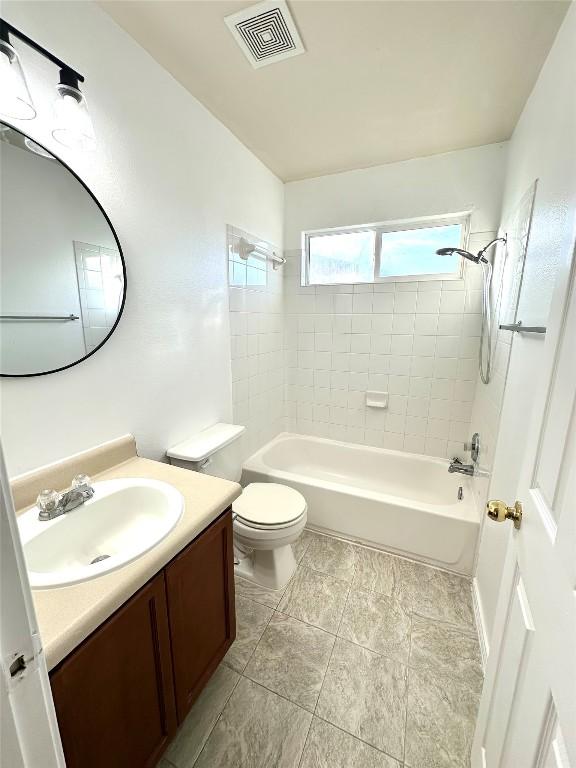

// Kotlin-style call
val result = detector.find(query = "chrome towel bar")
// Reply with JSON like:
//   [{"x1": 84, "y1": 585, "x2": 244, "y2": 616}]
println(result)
[
  {"x1": 0, "y1": 314, "x2": 80, "y2": 321},
  {"x1": 499, "y1": 321, "x2": 546, "y2": 334}
]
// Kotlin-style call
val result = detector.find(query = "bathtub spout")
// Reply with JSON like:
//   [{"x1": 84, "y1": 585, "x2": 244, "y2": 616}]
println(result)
[{"x1": 448, "y1": 458, "x2": 475, "y2": 476}]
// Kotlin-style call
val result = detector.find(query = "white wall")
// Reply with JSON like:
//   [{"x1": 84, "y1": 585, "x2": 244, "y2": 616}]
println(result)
[
  {"x1": 0, "y1": 1, "x2": 283, "y2": 475},
  {"x1": 283, "y1": 144, "x2": 506, "y2": 455},
  {"x1": 473, "y1": 3, "x2": 576, "y2": 649},
  {"x1": 284, "y1": 143, "x2": 507, "y2": 249},
  {"x1": 1, "y1": 141, "x2": 116, "y2": 373}
]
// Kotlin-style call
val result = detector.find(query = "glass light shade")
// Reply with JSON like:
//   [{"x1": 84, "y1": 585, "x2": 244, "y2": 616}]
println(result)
[
  {"x1": 0, "y1": 41, "x2": 36, "y2": 120},
  {"x1": 24, "y1": 136, "x2": 53, "y2": 158},
  {"x1": 52, "y1": 84, "x2": 95, "y2": 151}
]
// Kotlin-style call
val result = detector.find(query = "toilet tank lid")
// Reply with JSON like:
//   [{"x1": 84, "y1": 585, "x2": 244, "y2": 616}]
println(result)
[{"x1": 167, "y1": 423, "x2": 246, "y2": 462}]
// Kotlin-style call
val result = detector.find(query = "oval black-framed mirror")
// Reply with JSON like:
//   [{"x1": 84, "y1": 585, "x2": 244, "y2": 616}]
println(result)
[{"x1": 0, "y1": 121, "x2": 126, "y2": 377}]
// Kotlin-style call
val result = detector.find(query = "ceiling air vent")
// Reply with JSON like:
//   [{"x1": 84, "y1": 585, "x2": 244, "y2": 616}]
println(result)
[{"x1": 225, "y1": 0, "x2": 305, "y2": 69}]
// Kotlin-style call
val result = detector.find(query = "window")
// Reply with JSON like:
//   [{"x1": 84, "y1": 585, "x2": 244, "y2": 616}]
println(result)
[{"x1": 303, "y1": 215, "x2": 468, "y2": 285}]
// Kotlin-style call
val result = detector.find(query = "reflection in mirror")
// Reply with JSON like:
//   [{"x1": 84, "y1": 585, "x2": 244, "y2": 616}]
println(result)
[{"x1": 0, "y1": 122, "x2": 125, "y2": 376}]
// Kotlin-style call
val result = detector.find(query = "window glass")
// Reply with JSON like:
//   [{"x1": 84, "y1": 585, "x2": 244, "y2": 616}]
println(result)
[
  {"x1": 307, "y1": 230, "x2": 375, "y2": 284},
  {"x1": 304, "y1": 219, "x2": 465, "y2": 285},
  {"x1": 378, "y1": 223, "x2": 461, "y2": 278}
]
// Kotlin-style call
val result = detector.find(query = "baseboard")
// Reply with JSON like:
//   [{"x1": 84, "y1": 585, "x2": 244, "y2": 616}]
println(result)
[{"x1": 472, "y1": 577, "x2": 489, "y2": 670}]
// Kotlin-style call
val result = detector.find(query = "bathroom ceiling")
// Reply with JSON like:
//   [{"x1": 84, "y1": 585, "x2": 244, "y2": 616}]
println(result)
[{"x1": 100, "y1": 0, "x2": 569, "y2": 181}]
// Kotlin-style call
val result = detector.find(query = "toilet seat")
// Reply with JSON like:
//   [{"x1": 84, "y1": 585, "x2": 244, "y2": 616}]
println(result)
[{"x1": 233, "y1": 483, "x2": 307, "y2": 529}]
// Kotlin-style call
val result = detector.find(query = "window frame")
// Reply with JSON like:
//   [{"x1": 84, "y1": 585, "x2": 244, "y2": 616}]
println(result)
[{"x1": 302, "y1": 212, "x2": 471, "y2": 286}]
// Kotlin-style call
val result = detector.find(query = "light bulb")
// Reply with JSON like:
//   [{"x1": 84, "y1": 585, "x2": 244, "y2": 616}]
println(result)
[
  {"x1": 52, "y1": 83, "x2": 95, "y2": 151},
  {"x1": 0, "y1": 40, "x2": 36, "y2": 120}
]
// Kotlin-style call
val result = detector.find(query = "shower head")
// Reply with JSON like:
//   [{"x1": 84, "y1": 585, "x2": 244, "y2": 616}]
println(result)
[
  {"x1": 436, "y1": 247, "x2": 485, "y2": 263},
  {"x1": 436, "y1": 237, "x2": 507, "y2": 265}
]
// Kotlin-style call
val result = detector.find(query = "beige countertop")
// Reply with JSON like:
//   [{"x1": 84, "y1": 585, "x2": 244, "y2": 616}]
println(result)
[{"x1": 13, "y1": 437, "x2": 241, "y2": 671}]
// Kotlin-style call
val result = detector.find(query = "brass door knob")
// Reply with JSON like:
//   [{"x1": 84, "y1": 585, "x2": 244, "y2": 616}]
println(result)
[{"x1": 486, "y1": 500, "x2": 523, "y2": 530}]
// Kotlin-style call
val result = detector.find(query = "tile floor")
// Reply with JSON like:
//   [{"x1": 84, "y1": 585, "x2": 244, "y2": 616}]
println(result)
[{"x1": 159, "y1": 530, "x2": 483, "y2": 768}]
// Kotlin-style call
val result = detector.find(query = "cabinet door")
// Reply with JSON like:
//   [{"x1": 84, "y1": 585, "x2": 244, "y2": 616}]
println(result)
[
  {"x1": 165, "y1": 509, "x2": 235, "y2": 722},
  {"x1": 50, "y1": 572, "x2": 176, "y2": 768}
]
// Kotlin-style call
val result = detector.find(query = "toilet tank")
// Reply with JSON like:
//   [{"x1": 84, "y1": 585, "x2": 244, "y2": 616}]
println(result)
[{"x1": 166, "y1": 423, "x2": 245, "y2": 482}]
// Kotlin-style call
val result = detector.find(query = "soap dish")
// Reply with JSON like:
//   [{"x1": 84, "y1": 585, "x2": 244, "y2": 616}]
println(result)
[{"x1": 366, "y1": 391, "x2": 388, "y2": 409}]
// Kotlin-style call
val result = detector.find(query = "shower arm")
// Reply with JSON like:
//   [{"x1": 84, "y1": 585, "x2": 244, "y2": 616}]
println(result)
[{"x1": 477, "y1": 236, "x2": 507, "y2": 263}]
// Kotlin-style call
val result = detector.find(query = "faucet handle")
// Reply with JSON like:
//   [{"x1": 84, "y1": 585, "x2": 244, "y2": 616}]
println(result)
[
  {"x1": 450, "y1": 457, "x2": 462, "y2": 465},
  {"x1": 71, "y1": 474, "x2": 95, "y2": 500},
  {"x1": 36, "y1": 489, "x2": 61, "y2": 518},
  {"x1": 71, "y1": 473, "x2": 92, "y2": 489}
]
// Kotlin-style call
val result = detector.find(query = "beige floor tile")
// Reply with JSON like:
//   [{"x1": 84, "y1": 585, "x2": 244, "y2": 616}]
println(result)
[
  {"x1": 409, "y1": 615, "x2": 483, "y2": 688},
  {"x1": 302, "y1": 533, "x2": 357, "y2": 582},
  {"x1": 164, "y1": 664, "x2": 239, "y2": 768},
  {"x1": 405, "y1": 666, "x2": 481, "y2": 768},
  {"x1": 316, "y1": 638, "x2": 407, "y2": 760},
  {"x1": 194, "y1": 677, "x2": 312, "y2": 768},
  {"x1": 244, "y1": 612, "x2": 335, "y2": 711},
  {"x1": 223, "y1": 594, "x2": 273, "y2": 673},
  {"x1": 300, "y1": 717, "x2": 401, "y2": 768},
  {"x1": 278, "y1": 565, "x2": 349, "y2": 633},
  {"x1": 339, "y1": 588, "x2": 411, "y2": 664},
  {"x1": 235, "y1": 574, "x2": 286, "y2": 609}
]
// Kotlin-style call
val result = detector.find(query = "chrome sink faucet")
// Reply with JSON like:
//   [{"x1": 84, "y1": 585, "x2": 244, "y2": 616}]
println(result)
[
  {"x1": 448, "y1": 458, "x2": 475, "y2": 476},
  {"x1": 36, "y1": 474, "x2": 94, "y2": 521}
]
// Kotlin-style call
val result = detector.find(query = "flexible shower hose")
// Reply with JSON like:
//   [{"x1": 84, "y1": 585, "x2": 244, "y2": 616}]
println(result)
[{"x1": 479, "y1": 259, "x2": 492, "y2": 385}]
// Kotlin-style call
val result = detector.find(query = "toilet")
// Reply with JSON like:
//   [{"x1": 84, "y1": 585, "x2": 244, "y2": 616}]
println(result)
[{"x1": 167, "y1": 423, "x2": 307, "y2": 590}]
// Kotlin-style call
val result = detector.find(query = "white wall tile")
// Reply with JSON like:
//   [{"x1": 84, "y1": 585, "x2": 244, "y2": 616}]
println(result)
[
  {"x1": 407, "y1": 397, "x2": 430, "y2": 417},
  {"x1": 352, "y1": 294, "x2": 373, "y2": 313},
  {"x1": 440, "y1": 291, "x2": 466, "y2": 313},
  {"x1": 390, "y1": 335, "x2": 414, "y2": 356},
  {"x1": 414, "y1": 314, "x2": 439, "y2": 335},
  {"x1": 351, "y1": 334, "x2": 371, "y2": 353},
  {"x1": 394, "y1": 292, "x2": 417, "y2": 313},
  {"x1": 416, "y1": 291, "x2": 441, "y2": 314},
  {"x1": 372, "y1": 293, "x2": 395, "y2": 313},
  {"x1": 392, "y1": 314, "x2": 415, "y2": 334},
  {"x1": 372, "y1": 314, "x2": 393, "y2": 333},
  {"x1": 333, "y1": 294, "x2": 353, "y2": 313},
  {"x1": 277, "y1": 247, "x2": 484, "y2": 459}
]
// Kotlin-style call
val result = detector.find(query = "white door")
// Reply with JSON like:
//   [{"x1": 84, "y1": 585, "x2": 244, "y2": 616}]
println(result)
[
  {"x1": 472, "y1": 241, "x2": 576, "y2": 766},
  {"x1": 0, "y1": 441, "x2": 65, "y2": 768}
]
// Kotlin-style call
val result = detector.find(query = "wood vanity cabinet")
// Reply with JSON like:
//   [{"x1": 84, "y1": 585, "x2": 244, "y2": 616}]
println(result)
[
  {"x1": 165, "y1": 508, "x2": 236, "y2": 722},
  {"x1": 49, "y1": 508, "x2": 235, "y2": 768}
]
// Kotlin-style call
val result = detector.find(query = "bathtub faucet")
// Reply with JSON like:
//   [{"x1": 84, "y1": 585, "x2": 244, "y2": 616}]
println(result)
[{"x1": 448, "y1": 458, "x2": 475, "y2": 476}]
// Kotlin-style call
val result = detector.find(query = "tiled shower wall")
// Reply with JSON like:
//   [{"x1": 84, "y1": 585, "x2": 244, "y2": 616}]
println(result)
[
  {"x1": 229, "y1": 228, "x2": 501, "y2": 461},
  {"x1": 228, "y1": 226, "x2": 285, "y2": 462},
  {"x1": 283, "y1": 229, "x2": 497, "y2": 459}
]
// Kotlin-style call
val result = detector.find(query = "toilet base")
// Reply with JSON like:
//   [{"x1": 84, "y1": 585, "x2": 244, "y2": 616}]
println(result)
[{"x1": 234, "y1": 543, "x2": 297, "y2": 591}]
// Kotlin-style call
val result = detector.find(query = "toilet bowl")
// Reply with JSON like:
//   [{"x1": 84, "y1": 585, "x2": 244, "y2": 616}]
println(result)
[
  {"x1": 232, "y1": 483, "x2": 307, "y2": 590},
  {"x1": 167, "y1": 424, "x2": 307, "y2": 591}
]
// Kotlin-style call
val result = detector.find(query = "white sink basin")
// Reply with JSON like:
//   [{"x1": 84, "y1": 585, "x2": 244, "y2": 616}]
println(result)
[{"x1": 18, "y1": 478, "x2": 184, "y2": 589}]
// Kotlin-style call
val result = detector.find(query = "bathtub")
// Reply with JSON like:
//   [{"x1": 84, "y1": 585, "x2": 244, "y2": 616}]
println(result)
[{"x1": 242, "y1": 433, "x2": 479, "y2": 575}]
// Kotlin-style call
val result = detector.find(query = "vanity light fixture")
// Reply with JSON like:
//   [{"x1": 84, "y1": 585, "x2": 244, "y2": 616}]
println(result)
[
  {"x1": 52, "y1": 68, "x2": 95, "y2": 151},
  {"x1": 0, "y1": 19, "x2": 95, "y2": 150},
  {"x1": 0, "y1": 31, "x2": 36, "y2": 119}
]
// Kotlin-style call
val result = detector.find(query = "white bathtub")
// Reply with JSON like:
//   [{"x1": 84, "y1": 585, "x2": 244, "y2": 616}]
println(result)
[{"x1": 242, "y1": 433, "x2": 479, "y2": 575}]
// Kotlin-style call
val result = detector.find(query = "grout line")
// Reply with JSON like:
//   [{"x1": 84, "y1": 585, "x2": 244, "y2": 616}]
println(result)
[
  {"x1": 306, "y1": 524, "x2": 473, "y2": 581},
  {"x1": 190, "y1": 670, "x2": 242, "y2": 768},
  {"x1": 232, "y1": 598, "x2": 276, "y2": 675},
  {"x1": 312, "y1": 554, "x2": 354, "y2": 717},
  {"x1": 296, "y1": 715, "x2": 314, "y2": 768},
  {"x1": 312, "y1": 712, "x2": 404, "y2": 765},
  {"x1": 237, "y1": 673, "x2": 315, "y2": 714},
  {"x1": 402, "y1": 612, "x2": 416, "y2": 766}
]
